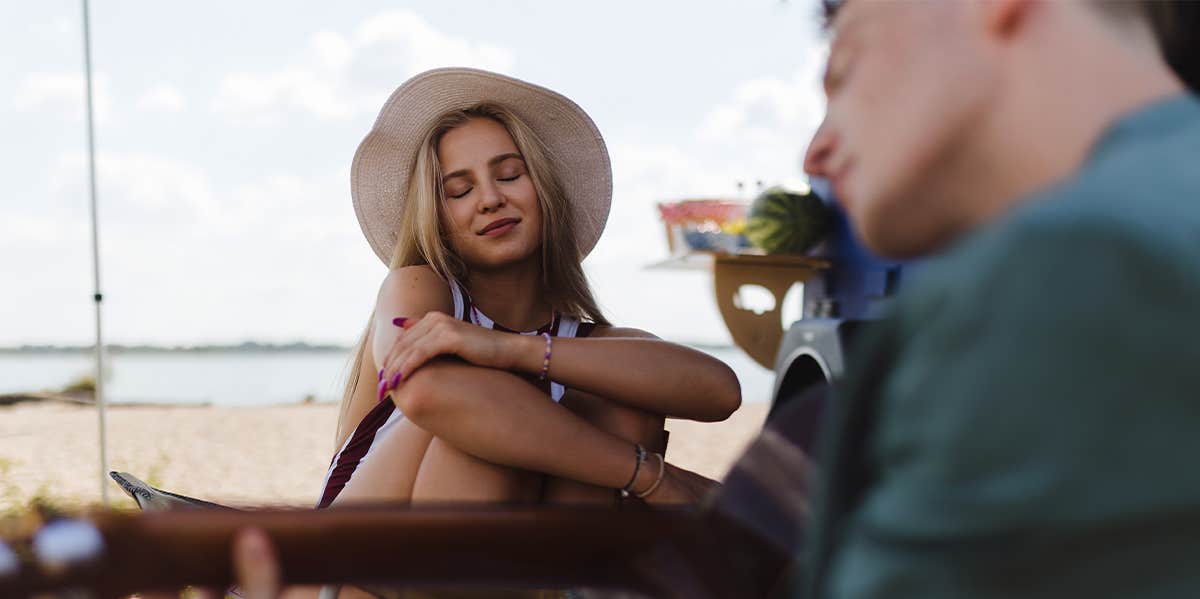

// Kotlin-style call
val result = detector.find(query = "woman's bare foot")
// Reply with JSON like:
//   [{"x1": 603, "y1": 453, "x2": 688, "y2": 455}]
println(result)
[{"x1": 642, "y1": 462, "x2": 720, "y2": 505}]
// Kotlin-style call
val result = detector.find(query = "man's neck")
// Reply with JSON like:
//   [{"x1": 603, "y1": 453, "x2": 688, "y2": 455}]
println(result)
[{"x1": 955, "y1": 6, "x2": 1184, "y2": 233}]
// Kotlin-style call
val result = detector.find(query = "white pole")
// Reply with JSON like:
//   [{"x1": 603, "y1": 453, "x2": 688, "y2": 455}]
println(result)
[{"x1": 81, "y1": 0, "x2": 108, "y2": 506}]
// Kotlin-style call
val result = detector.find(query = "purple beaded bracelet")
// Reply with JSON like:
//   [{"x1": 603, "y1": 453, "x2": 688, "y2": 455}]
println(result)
[{"x1": 537, "y1": 332, "x2": 552, "y2": 381}]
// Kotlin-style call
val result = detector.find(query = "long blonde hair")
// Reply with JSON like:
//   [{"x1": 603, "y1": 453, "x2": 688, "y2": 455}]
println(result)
[{"x1": 336, "y1": 103, "x2": 610, "y2": 438}]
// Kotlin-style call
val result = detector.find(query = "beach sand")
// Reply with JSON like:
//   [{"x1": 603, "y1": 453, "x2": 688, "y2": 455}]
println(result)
[{"x1": 0, "y1": 401, "x2": 770, "y2": 510}]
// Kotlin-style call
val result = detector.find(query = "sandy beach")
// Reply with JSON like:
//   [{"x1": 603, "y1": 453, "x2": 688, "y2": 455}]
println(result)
[{"x1": 0, "y1": 401, "x2": 770, "y2": 511}]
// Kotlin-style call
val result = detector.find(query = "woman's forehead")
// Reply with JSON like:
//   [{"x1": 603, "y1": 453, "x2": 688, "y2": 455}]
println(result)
[{"x1": 438, "y1": 118, "x2": 519, "y2": 169}]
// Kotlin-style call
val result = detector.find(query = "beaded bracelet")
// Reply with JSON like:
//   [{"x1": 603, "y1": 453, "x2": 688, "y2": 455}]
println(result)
[
  {"x1": 619, "y1": 443, "x2": 647, "y2": 498},
  {"x1": 537, "y1": 332, "x2": 552, "y2": 381}
]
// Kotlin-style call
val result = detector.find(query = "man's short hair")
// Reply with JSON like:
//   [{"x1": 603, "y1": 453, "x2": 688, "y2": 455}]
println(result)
[
  {"x1": 815, "y1": 0, "x2": 1196, "y2": 92},
  {"x1": 1088, "y1": 1, "x2": 1198, "y2": 92},
  {"x1": 1147, "y1": 2, "x2": 1200, "y2": 93},
  {"x1": 1090, "y1": 0, "x2": 1150, "y2": 24}
]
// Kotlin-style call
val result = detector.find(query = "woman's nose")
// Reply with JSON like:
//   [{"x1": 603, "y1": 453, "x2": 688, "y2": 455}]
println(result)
[{"x1": 477, "y1": 181, "x2": 505, "y2": 213}]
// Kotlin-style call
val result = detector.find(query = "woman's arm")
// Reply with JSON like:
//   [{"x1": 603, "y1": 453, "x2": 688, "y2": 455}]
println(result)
[
  {"x1": 393, "y1": 357, "x2": 714, "y2": 503},
  {"x1": 513, "y1": 327, "x2": 741, "y2": 422},
  {"x1": 368, "y1": 269, "x2": 716, "y2": 503},
  {"x1": 381, "y1": 316, "x2": 741, "y2": 422},
  {"x1": 370, "y1": 265, "x2": 454, "y2": 389}
]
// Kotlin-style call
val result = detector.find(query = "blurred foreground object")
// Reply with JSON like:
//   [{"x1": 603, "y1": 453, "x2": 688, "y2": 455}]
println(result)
[{"x1": 0, "y1": 417, "x2": 822, "y2": 599}]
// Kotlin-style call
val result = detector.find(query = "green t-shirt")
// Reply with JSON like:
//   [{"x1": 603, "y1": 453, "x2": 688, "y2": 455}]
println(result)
[{"x1": 804, "y1": 94, "x2": 1200, "y2": 599}]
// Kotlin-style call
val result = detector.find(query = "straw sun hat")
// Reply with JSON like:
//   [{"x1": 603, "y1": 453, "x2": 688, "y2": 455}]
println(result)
[{"x1": 351, "y1": 67, "x2": 613, "y2": 265}]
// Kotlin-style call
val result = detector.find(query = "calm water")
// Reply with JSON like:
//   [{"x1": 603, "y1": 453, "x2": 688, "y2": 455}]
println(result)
[{"x1": 0, "y1": 346, "x2": 776, "y2": 407}]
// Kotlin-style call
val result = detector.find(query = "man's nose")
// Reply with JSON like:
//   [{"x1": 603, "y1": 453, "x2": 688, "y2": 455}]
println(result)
[{"x1": 803, "y1": 119, "x2": 836, "y2": 177}]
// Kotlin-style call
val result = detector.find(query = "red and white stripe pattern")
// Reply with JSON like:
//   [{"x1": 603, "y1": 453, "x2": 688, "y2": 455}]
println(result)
[{"x1": 316, "y1": 281, "x2": 593, "y2": 509}]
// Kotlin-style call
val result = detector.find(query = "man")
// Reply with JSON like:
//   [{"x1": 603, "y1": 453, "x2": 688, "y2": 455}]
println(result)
[{"x1": 801, "y1": 1, "x2": 1200, "y2": 597}]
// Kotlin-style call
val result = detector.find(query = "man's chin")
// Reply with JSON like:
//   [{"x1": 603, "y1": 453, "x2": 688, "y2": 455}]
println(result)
[{"x1": 855, "y1": 214, "x2": 943, "y2": 261}]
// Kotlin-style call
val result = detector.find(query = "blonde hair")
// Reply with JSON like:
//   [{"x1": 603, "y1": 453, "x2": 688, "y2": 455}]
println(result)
[{"x1": 336, "y1": 103, "x2": 610, "y2": 439}]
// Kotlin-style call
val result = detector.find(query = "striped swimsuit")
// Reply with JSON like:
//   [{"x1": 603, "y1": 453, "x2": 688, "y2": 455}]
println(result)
[{"x1": 316, "y1": 282, "x2": 595, "y2": 509}]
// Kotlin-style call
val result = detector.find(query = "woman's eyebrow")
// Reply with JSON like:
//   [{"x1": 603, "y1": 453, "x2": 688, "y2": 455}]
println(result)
[
  {"x1": 488, "y1": 152, "x2": 524, "y2": 167},
  {"x1": 442, "y1": 153, "x2": 525, "y2": 183}
]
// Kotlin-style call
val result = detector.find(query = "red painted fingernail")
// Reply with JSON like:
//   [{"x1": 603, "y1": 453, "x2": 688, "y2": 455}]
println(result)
[
  {"x1": 378, "y1": 368, "x2": 384, "y2": 382},
  {"x1": 392, "y1": 317, "x2": 407, "y2": 327},
  {"x1": 391, "y1": 372, "x2": 402, "y2": 388},
  {"x1": 377, "y1": 379, "x2": 387, "y2": 402}
]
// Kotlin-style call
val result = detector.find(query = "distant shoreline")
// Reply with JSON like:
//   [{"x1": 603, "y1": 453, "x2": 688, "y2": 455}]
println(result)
[
  {"x1": 0, "y1": 343, "x2": 352, "y2": 355},
  {"x1": 0, "y1": 340, "x2": 737, "y2": 354}
]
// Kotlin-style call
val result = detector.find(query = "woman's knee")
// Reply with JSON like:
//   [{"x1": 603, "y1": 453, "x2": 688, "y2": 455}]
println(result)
[{"x1": 390, "y1": 363, "x2": 448, "y2": 421}]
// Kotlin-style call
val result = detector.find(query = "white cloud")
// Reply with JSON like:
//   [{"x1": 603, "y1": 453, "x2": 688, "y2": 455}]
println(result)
[
  {"x1": 50, "y1": 152, "x2": 216, "y2": 225},
  {"x1": 47, "y1": 151, "x2": 357, "y2": 242},
  {"x1": 212, "y1": 9, "x2": 515, "y2": 122},
  {"x1": 136, "y1": 85, "x2": 186, "y2": 112},
  {"x1": 29, "y1": 150, "x2": 376, "y2": 344},
  {"x1": 13, "y1": 71, "x2": 112, "y2": 121},
  {"x1": 594, "y1": 55, "x2": 826, "y2": 265},
  {"x1": 695, "y1": 49, "x2": 827, "y2": 180},
  {"x1": 29, "y1": 16, "x2": 74, "y2": 42}
]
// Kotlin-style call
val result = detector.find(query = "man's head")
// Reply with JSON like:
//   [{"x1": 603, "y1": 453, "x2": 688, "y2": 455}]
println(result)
[{"x1": 805, "y1": 0, "x2": 1183, "y2": 259}]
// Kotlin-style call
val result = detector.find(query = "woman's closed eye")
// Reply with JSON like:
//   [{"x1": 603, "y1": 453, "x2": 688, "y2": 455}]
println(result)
[
  {"x1": 448, "y1": 187, "x2": 473, "y2": 199},
  {"x1": 497, "y1": 174, "x2": 521, "y2": 182}
]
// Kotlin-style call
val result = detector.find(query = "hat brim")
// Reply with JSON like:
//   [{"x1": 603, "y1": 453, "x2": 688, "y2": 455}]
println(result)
[{"x1": 351, "y1": 67, "x2": 612, "y2": 265}]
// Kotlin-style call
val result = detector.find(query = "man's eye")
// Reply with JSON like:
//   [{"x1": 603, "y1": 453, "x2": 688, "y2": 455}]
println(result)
[
  {"x1": 448, "y1": 187, "x2": 472, "y2": 199},
  {"x1": 498, "y1": 174, "x2": 520, "y2": 182},
  {"x1": 823, "y1": 49, "x2": 855, "y2": 96}
]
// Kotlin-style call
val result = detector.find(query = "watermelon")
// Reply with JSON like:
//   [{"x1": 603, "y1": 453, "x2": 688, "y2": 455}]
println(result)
[{"x1": 744, "y1": 186, "x2": 831, "y2": 255}]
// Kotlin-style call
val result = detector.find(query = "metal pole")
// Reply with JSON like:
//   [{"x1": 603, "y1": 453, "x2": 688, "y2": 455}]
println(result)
[{"x1": 81, "y1": 0, "x2": 108, "y2": 505}]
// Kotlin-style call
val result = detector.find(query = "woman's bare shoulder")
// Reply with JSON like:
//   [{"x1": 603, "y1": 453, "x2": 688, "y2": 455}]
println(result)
[
  {"x1": 587, "y1": 325, "x2": 660, "y2": 340},
  {"x1": 376, "y1": 265, "x2": 454, "y2": 315},
  {"x1": 371, "y1": 266, "x2": 455, "y2": 369}
]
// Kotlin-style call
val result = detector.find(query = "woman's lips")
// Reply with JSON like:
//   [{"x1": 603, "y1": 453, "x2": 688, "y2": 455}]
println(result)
[{"x1": 478, "y1": 217, "x2": 520, "y2": 236}]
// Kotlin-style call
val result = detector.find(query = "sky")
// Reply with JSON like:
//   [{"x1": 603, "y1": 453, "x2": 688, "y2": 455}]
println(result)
[{"x1": 0, "y1": 0, "x2": 829, "y2": 348}]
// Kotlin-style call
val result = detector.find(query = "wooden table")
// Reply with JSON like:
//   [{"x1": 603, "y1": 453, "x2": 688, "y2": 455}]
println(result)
[{"x1": 649, "y1": 251, "x2": 829, "y2": 369}]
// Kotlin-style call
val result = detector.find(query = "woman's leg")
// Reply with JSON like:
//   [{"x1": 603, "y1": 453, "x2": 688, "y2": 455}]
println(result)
[
  {"x1": 329, "y1": 419, "x2": 433, "y2": 506},
  {"x1": 542, "y1": 391, "x2": 667, "y2": 505},
  {"x1": 329, "y1": 411, "x2": 539, "y2": 506},
  {"x1": 390, "y1": 359, "x2": 650, "y2": 492},
  {"x1": 345, "y1": 358, "x2": 713, "y2": 505},
  {"x1": 410, "y1": 437, "x2": 542, "y2": 503}
]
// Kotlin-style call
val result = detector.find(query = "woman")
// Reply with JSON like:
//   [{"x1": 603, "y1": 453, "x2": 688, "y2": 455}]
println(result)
[{"x1": 320, "y1": 68, "x2": 741, "y2": 509}]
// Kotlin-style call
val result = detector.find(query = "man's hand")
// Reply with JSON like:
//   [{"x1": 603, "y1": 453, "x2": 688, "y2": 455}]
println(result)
[
  {"x1": 139, "y1": 527, "x2": 281, "y2": 599},
  {"x1": 230, "y1": 527, "x2": 282, "y2": 599}
]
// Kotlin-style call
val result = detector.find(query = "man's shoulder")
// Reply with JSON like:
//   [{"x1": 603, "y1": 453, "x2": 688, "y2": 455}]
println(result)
[{"x1": 908, "y1": 97, "x2": 1200, "y2": 321}]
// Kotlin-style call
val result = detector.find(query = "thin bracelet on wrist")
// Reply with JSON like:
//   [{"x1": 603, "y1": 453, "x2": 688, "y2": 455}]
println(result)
[
  {"x1": 537, "y1": 332, "x2": 552, "y2": 381},
  {"x1": 619, "y1": 443, "x2": 646, "y2": 498},
  {"x1": 635, "y1": 452, "x2": 666, "y2": 499}
]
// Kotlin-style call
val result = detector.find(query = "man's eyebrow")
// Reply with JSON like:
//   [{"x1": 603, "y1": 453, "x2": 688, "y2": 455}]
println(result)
[
  {"x1": 822, "y1": 34, "x2": 846, "y2": 93},
  {"x1": 822, "y1": 0, "x2": 845, "y2": 30},
  {"x1": 442, "y1": 153, "x2": 525, "y2": 182}
]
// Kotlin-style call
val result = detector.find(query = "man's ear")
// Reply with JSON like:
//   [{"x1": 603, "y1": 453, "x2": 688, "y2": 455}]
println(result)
[{"x1": 981, "y1": 0, "x2": 1034, "y2": 38}]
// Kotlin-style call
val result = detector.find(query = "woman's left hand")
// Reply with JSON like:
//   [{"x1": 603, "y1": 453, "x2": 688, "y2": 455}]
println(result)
[{"x1": 379, "y1": 312, "x2": 525, "y2": 392}]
